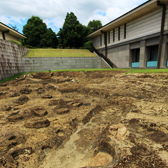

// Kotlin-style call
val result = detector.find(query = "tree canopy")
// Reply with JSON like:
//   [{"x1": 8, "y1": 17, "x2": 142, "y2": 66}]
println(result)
[
  {"x1": 21, "y1": 15, "x2": 102, "y2": 49},
  {"x1": 57, "y1": 12, "x2": 87, "y2": 48},
  {"x1": 40, "y1": 28, "x2": 58, "y2": 48},
  {"x1": 22, "y1": 16, "x2": 57, "y2": 48},
  {"x1": 87, "y1": 20, "x2": 102, "y2": 34}
]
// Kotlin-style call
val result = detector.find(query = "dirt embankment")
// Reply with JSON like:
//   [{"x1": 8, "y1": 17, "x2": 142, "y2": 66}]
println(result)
[{"x1": 1, "y1": 71, "x2": 168, "y2": 168}]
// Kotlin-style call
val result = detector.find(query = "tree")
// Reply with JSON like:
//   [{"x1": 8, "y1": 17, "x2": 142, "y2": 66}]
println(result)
[
  {"x1": 57, "y1": 12, "x2": 86, "y2": 48},
  {"x1": 40, "y1": 28, "x2": 58, "y2": 48},
  {"x1": 22, "y1": 16, "x2": 47, "y2": 47},
  {"x1": 9, "y1": 24, "x2": 19, "y2": 31},
  {"x1": 87, "y1": 20, "x2": 102, "y2": 34}
]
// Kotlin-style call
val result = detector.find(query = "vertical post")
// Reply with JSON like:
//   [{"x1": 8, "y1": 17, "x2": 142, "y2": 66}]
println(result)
[
  {"x1": 104, "y1": 32, "x2": 107, "y2": 57},
  {"x1": 139, "y1": 40, "x2": 147, "y2": 68},
  {"x1": 157, "y1": 1, "x2": 166, "y2": 69}
]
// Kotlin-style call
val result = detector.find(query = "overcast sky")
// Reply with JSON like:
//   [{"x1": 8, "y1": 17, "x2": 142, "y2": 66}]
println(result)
[{"x1": 0, "y1": 0, "x2": 148, "y2": 34}]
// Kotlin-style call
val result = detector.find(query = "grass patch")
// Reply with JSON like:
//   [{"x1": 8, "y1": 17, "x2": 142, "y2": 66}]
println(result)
[
  {"x1": 24, "y1": 49, "x2": 96, "y2": 57},
  {"x1": 1, "y1": 68, "x2": 168, "y2": 84},
  {"x1": 127, "y1": 68, "x2": 168, "y2": 73},
  {"x1": 0, "y1": 73, "x2": 26, "y2": 83}
]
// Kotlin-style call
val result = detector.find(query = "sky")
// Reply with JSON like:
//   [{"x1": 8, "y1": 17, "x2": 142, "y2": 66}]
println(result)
[{"x1": 0, "y1": 0, "x2": 148, "y2": 34}]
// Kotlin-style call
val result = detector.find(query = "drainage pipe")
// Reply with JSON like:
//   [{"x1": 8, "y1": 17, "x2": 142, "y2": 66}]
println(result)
[
  {"x1": 101, "y1": 30, "x2": 107, "y2": 57},
  {"x1": 2, "y1": 30, "x2": 9, "y2": 40},
  {"x1": 157, "y1": 1, "x2": 166, "y2": 69}
]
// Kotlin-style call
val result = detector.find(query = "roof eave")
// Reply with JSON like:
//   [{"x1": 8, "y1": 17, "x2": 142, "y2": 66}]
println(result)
[
  {"x1": 87, "y1": 0, "x2": 162, "y2": 39},
  {"x1": 0, "y1": 22, "x2": 26, "y2": 39}
]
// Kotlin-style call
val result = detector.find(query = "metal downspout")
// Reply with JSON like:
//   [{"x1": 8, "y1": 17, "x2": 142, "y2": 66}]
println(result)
[
  {"x1": 101, "y1": 30, "x2": 107, "y2": 57},
  {"x1": 2, "y1": 30, "x2": 9, "y2": 40},
  {"x1": 157, "y1": 0, "x2": 166, "y2": 69}
]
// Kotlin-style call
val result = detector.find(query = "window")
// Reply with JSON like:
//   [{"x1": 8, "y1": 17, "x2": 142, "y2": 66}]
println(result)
[
  {"x1": 124, "y1": 24, "x2": 126, "y2": 39},
  {"x1": 118, "y1": 26, "x2": 120, "y2": 41},
  {"x1": 100, "y1": 35, "x2": 102, "y2": 46},
  {"x1": 132, "y1": 49, "x2": 140, "y2": 62},
  {"x1": 148, "y1": 45, "x2": 158, "y2": 61},
  {"x1": 113, "y1": 29, "x2": 115, "y2": 42},
  {"x1": 108, "y1": 31, "x2": 110, "y2": 44}
]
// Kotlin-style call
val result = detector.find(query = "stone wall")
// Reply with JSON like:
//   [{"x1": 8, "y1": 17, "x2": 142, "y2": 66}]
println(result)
[
  {"x1": 0, "y1": 39, "x2": 28, "y2": 80},
  {"x1": 0, "y1": 39, "x2": 103, "y2": 80}
]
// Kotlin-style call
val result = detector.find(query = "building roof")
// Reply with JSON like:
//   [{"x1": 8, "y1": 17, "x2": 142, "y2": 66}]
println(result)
[
  {"x1": 87, "y1": 0, "x2": 168, "y2": 38},
  {"x1": 0, "y1": 22, "x2": 26, "y2": 39}
]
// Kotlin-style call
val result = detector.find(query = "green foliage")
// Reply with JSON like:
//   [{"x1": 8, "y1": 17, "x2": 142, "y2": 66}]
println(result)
[
  {"x1": 83, "y1": 41, "x2": 93, "y2": 52},
  {"x1": 8, "y1": 40, "x2": 22, "y2": 46},
  {"x1": 0, "y1": 73, "x2": 26, "y2": 84},
  {"x1": 87, "y1": 20, "x2": 102, "y2": 34},
  {"x1": 9, "y1": 24, "x2": 19, "y2": 31},
  {"x1": 24, "y1": 45, "x2": 34, "y2": 48},
  {"x1": 22, "y1": 16, "x2": 47, "y2": 47},
  {"x1": 57, "y1": 12, "x2": 88, "y2": 48},
  {"x1": 40, "y1": 28, "x2": 58, "y2": 48},
  {"x1": 22, "y1": 16, "x2": 57, "y2": 48}
]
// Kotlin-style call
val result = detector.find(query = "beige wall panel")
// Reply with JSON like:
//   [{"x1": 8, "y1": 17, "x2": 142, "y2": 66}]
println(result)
[
  {"x1": 92, "y1": 36, "x2": 100, "y2": 48},
  {"x1": 165, "y1": 7, "x2": 168, "y2": 30},
  {"x1": 115, "y1": 28, "x2": 118, "y2": 43},
  {"x1": 127, "y1": 9, "x2": 162, "y2": 39},
  {"x1": 110, "y1": 30, "x2": 113, "y2": 44},
  {"x1": 0, "y1": 31, "x2": 3, "y2": 39},
  {"x1": 120, "y1": 25, "x2": 124, "y2": 41},
  {"x1": 5, "y1": 34, "x2": 19, "y2": 41}
]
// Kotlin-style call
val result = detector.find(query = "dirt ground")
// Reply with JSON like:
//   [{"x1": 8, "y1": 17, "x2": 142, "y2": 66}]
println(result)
[{"x1": 1, "y1": 70, "x2": 168, "y2": 168}]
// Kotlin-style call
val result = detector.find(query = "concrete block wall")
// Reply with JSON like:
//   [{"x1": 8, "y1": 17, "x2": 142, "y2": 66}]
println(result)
[
  {"x1": 0, "y1": 39, "x2": 28, "y2": 80},
  {"x1": 23, "y1": 57, "x2": 102, "y2": 72}
]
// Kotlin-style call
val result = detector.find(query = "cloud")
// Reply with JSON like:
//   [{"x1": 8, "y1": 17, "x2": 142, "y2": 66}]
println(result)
[{"x1": 0, "y1": 0, "x2": 147, "y2": 33}]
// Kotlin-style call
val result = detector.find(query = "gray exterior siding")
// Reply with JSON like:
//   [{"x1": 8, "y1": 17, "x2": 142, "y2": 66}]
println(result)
[{"x1": 91, "y1": 4, "x2": 168, "y2": 68}]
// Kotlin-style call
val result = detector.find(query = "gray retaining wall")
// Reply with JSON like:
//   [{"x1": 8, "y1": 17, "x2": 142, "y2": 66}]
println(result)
[
  {"x1": 0, "y1": 39, "x2": 103, "y2": 80},
  {"x1": 23, "y1": 57, "x2": 101, "y2": 72}
]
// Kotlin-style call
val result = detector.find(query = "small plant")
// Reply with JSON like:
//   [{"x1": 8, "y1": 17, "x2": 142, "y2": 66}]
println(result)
[
  {"x1": 8, "y1": 40, "x2": 22, "y2": 46},
  {"x1": 24, "y1": 45, "x2": 34, "y2": 48}
]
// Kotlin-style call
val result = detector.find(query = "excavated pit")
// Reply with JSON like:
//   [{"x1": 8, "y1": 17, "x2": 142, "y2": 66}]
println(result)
[{"x1": 1, "y1": 71, "x2": 168, "y2": 168}]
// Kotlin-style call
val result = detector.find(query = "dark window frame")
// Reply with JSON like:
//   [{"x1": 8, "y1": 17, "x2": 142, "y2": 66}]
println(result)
[
  {"x1": 118, "y1": 26, "x2": 120, "y2": 41},
  {"x1": 113, "y1": 29, "x2": 115, "y2": 42},
  {"x1": 100, "y1": 35, "x2": 102, "y2": 46},
  {"x1": 148, "y1": 45, "x2": 158, "y2": 61},
  {"x1": 124, "y1": 24, "x2": 126, "y2": 39}
]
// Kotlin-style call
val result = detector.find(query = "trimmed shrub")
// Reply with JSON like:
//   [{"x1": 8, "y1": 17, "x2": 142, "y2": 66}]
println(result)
[{"x1": 83, "y1": 41, "x2": 93, "y2": 52}]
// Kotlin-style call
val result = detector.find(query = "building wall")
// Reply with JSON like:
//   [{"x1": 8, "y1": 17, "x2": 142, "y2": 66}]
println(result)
[
  {"x1": 92, "y1": 5, "x2": 168, "y2": 68},
  {"x1": 92, "y1": 7, "x2": 168, "y2": 50},
  {"x1": 98, "y1": 44, "x2": 131, "y2": 68}
]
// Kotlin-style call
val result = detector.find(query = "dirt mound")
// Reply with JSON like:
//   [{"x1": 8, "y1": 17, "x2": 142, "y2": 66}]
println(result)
[{"x1": 1, "y1": 71, "x2": 168, "y2": 168}]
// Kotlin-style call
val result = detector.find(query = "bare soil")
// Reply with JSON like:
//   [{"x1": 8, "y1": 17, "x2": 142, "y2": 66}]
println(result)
[{"x1": 1, "y1": 71, "x2": 168, "y2": 168}]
